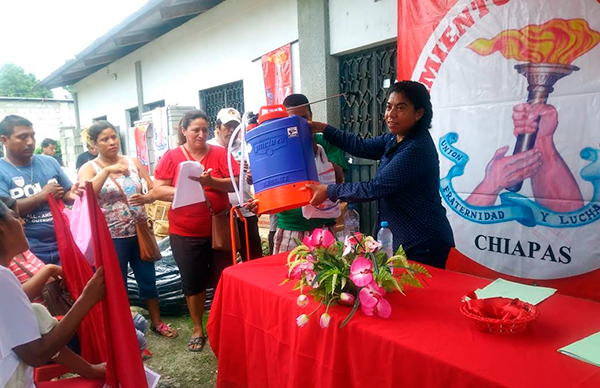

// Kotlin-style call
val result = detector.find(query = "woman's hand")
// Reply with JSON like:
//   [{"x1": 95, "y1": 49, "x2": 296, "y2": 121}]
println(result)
[
  {"x1": 128, "y1": 193, "x2": 150, "y2": 207},
  {"x1": 245, "y1": 167, "x2": 253, "y2": 185},
  {"x1": 189, "y1": 168, "x2": 214, "y2": 187},
  {"x1": 104, "y1": 163, "x2": 129, "y2": 176},
  {"x1": 80, "y1": 267, "x2": 106, "y2": 306},
  {"x1": 44, "y1": 264, "x2": 63, "y2": 280},
  {"x1": 308, "y1": 121, "x2": 328, "y2": 134},
  {"x1": 305, "y1": 183, "x2": 329, "y2": 206},
  {"x1": 243, "y1": 199, "x2": 259, "y2": 214}
]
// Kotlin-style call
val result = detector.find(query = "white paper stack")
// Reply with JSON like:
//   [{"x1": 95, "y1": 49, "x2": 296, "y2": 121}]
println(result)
[{"x1": 172, "y1": 161, "x2": 206, "y2": 209}]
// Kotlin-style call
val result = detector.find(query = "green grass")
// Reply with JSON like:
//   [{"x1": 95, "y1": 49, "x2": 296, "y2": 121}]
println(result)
[{"x1": 143, "y1": 312, "x2": 217, "y2": 388}]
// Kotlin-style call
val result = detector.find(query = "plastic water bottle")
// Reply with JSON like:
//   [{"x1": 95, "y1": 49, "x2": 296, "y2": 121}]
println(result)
[
  {"x1": 377, "y1": 221, "x2": 394, "y2": 259},
  {"x1": 122, "y1": 176, "x2": 140, "y2": 211},
  {"x1": 343, "y1": 204, "x2": 360, "y2": 238}
]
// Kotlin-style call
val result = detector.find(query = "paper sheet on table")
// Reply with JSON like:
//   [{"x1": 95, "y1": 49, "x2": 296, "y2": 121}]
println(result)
[
  {"x1": 558, "y1": 331, "x2": 600, "y2": 367},
  {"x1": 172, "y1": 161, "x2": 205, "y2": 209},
  {"x1": 145, "y1": 366, "x2": 161, "y2": 388},
  {"x1": 474, "y1": 278, "x2": 556, "y2": 305}
]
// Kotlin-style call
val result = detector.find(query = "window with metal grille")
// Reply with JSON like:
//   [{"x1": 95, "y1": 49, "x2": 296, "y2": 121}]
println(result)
[
  {"x1": 126, "y1": 100, "x2": 166, "y2": 126},
  {"x1": 199, "y1": 80, "x2": 245, "y2": 137},
  {"x1": 339, "y1": 42, "x2": 397, "y2": 234}
]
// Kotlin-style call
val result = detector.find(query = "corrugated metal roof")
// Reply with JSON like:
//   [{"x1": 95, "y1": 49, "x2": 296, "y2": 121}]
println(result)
[{"x1": 38, "y1": 0, "x2": 223, "y2": 89}]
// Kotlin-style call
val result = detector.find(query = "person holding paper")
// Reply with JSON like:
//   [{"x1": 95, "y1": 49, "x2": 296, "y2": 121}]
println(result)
[
  {"x1": 207, "y1": 107, "x2": 262, "y2": 261},
  {"x1": 153, "y1": 110, "x2": 240, "y2": 352},
  {"x1": 78, "y1": 120, "x2": 177, "y2": 339}
]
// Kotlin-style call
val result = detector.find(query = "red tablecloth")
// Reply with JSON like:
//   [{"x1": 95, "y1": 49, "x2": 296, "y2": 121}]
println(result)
[{"x1": 207, "y1": 254, "x2": 600, "y2": 388}]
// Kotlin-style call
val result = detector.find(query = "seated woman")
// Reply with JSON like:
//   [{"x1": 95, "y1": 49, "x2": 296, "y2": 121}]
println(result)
[
  {"x1": 0, "y1": 199, "x2": 106, "y2": 387},
  {"x1": 1, "y1": 197, "x2": 63, "y2": 305}
]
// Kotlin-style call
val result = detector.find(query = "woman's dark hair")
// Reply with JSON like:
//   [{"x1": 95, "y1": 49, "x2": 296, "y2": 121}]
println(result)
[
  {"x1": 387, "y1": 81, "x2": 433, "y2": 133},
  {"x1": 88, "y1": 120, "x2": 117, "y2": 143},
  {"x1": 0, "y1": 196, "x2": 16, "y2": 221},
  {"x1": 177, "y1": 110, "x2": 209, "y2": 145}
]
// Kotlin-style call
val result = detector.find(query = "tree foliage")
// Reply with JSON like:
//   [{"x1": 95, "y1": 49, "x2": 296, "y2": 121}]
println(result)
[{"x1": 0, "y1": 63, "x2": 54, "y2": 98}]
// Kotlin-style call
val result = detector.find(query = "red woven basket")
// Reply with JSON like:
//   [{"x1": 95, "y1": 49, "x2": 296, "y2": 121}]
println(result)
[{"x1": 460, "y1": 301, "x2": 540, "y2": 334}]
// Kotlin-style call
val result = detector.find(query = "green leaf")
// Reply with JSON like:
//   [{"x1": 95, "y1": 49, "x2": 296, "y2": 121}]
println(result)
[
  {"x1": 340, "y1": 296, "x2": 360, "y2": 328},
  {"x1": 395, "y1": 245, "x2": 407, "y2": 258},
  {"x1": 399, "y1": 272, "x2": 423, "y2": 288},
  {"x1": 292, "y1": 237, "x2": 304, "y2": 247},
  {"x1": 331, "y1": 273, "x2": 338, "y2": 295},
  {"x1": 407, "y1": 262, "x2": 431, "y2": 278}
]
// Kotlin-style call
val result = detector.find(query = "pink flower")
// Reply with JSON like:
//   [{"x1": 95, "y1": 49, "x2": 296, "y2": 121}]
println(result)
[
  {"x1": 308, "y1": 228, "x2": 336, "y2": 249},
  {"x1": 297, "y1": 294, "x2": 309, "y2": 307},
  {"x1": 319, "y1": 313, "x2": 331, "y2": 328},
  {"x1": 350, "y1": 256, "x2": 373, "y2": 287},
  {"x1": 364, "y1": 237, "x2": 382, "y2": 253},
  {"x1": 359, "y1": 281, "x2": 391, "y2": 318},
  {"x1": 305, "y1": 270, "x2": 318, "y2": 287},
  {"x1": 296, "y1": 314, "x2": 309, "y2": 327},
  {"x1": 339, "y1": 292, "x2": 355, "y2": 306},
  {"x1": 289, "y1": 260, "x2": 315, "y2": 280}
]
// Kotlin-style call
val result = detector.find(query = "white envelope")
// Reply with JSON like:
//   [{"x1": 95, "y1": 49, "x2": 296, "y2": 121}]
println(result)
[{"x1": 172, "y1": 161, "x2": 206, "y2": 209}]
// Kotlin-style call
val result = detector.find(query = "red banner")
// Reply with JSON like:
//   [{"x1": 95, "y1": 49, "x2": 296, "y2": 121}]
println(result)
[
  {"x1": 261, "y1": 43, "x2": 292, "y2": 105},
  {"x1": 134, "y1": 122, "x2": 150, "y2": 172},
  {"x1": 398, "y1": 0, "x2": 600, "y2": 301}
]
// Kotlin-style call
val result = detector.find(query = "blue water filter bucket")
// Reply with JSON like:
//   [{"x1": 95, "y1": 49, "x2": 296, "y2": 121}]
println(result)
[{"x1": 246, "y1": 105, "x2": 319, "y2": 214}]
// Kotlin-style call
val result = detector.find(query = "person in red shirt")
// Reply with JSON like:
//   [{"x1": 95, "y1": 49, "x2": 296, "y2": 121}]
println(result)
[{"x1": 153, "y1": 110, "x2": 239, "y2": 352}]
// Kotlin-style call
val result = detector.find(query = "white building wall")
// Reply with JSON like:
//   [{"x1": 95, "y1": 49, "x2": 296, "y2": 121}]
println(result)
[
  {"x1": 74, "y1": 0, "x2": 299, "y2": 133},
  {"x1": 329, "y1": 0, "x2": 397, "y2": 55},
  {"x1": 0, "y1": 99, "x2": 75, "y2": 141}
]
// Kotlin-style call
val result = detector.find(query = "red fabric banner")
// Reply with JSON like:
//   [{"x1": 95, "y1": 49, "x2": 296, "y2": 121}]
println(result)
[
  {"x1": 134, "y1": 122, "x2": 150, "y2": 172},
  {"x1": 397, "y1": 0, "x2": 600, "y2": 301},
  {"x1": 261, "y1": 43, "x2": 292, "y2": 105},
  {"x1": 86, "y1": 182, "x2": 148, "y2": 388},
  {"x1": 48, "y1": 196, "x2": 107, "y2": 365}
]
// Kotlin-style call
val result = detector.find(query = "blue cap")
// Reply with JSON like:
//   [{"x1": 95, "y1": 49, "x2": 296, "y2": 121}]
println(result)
[{"x1": 381, "y1": 221, "x2": 388, "y2": 227}]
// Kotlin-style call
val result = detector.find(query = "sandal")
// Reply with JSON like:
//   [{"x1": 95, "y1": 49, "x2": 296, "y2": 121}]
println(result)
[
  {"x1": 151, "y1": 323, "x2": 179, "y2": 339},
  {"x1": 188, "y1": 336, "x2": 206, "y2": 352}
]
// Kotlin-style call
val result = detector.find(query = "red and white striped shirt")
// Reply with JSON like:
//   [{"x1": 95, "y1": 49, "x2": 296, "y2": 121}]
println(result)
[{"x1": 9, "y1": 251, "x2": 45, "y2": 284}]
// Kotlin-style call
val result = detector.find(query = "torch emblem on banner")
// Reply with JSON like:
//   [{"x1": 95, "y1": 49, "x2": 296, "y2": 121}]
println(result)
[{"x1": 468, "y1": 19, "x2": 600, "y2": 192}]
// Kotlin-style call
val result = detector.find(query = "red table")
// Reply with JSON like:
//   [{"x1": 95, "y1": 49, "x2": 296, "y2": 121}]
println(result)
[{"x1": 207, "y1": 254, "x2": 600, "y2": 388}]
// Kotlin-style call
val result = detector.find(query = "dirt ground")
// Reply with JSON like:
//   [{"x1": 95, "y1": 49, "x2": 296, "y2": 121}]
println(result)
[{"x1": 144, "y1": 313, "x2": 217, "y2": 388}]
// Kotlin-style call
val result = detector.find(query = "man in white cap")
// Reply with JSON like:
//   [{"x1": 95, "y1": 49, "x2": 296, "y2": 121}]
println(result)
[{"x1": 207, "y1": 108, "x2": 263, "y2": 260}]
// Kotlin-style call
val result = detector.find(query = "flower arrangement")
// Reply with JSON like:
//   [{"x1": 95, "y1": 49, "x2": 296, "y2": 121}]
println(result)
[{"x1": 284, "y1": 228, "x2": 431, "y2": 328}]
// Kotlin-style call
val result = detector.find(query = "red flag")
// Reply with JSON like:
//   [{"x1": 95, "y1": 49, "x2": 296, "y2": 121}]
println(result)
[
  {"x1": 48, "y1": 196, "x2": 107, "y2": 365},
  {"x1": 85, "y1": 181, "x2": 148, "y2": 388}
]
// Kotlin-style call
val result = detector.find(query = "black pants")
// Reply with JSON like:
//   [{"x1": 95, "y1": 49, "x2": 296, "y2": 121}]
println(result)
[
  {"x1": 169, "y1": 235, "x2": 232, "y2": 295},
  {"x1": 237, "y1": 215, "x2": 263, "y2": 261},
  {"x1": 406, "y1": 239, "x2": 452, "y2": 269}
]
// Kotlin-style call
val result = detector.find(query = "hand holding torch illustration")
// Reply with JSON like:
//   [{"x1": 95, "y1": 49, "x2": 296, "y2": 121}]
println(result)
[{"x1": 469, "y1": 19, "x2": 600, "y2": 192}]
